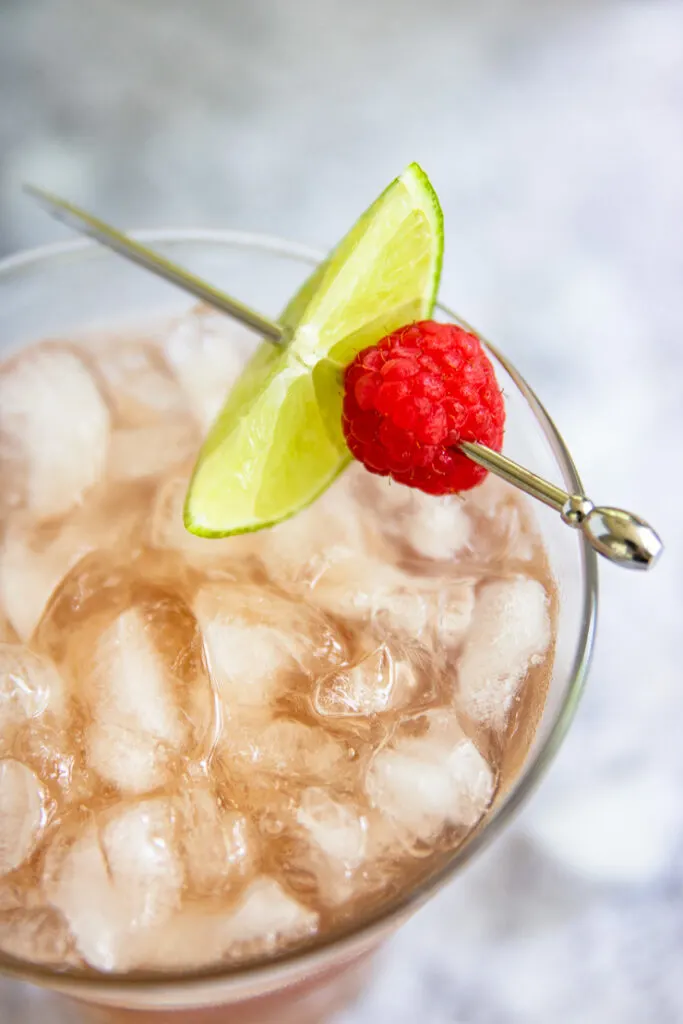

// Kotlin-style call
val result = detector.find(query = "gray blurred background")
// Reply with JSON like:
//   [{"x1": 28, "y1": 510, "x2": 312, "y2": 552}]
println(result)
[{"x1": 1, "y1": 1, "x2": 681, "y2": 1021}]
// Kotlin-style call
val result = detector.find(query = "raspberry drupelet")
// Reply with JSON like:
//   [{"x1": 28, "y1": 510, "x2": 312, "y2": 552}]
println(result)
[{"x1": 342, "y1": 321, "x2": 505, "y2": 495}]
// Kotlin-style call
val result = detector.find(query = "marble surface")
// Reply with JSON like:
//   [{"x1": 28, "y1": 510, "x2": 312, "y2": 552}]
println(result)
[{"x1": 0, "y1": 1, "x2": 681, "y2": 1021}]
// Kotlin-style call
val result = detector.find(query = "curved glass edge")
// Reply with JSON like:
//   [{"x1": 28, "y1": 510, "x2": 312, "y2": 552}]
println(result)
[{"x1": 0, "y1": 232, "x2": 598, "y2": 994}]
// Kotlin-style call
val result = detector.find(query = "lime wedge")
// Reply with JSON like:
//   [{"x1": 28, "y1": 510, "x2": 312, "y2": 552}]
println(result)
[{"x1": 184, "y1": 162, "x2": 443, "y2": 536}]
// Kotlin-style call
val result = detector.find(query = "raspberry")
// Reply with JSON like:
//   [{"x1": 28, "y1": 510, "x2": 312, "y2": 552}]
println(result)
[{"x1": 342, "y1": 321, "x2": 505, "y2": 495}]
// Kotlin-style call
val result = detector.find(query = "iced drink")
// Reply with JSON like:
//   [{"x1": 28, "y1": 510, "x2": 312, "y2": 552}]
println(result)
[{"x1": 0, "y1": 306, "x2": 555, "y2": 987}]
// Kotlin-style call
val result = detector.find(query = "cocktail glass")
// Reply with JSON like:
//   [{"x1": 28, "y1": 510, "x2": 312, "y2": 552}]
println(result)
[{"x1": 0, "y1": 231, "x2": 597, "y2": 1023}]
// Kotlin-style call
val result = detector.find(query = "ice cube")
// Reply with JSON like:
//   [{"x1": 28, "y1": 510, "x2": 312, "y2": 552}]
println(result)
[
  {"x1": 365, "y1": 710, "x2": 495, "y2": 840},
  {"x1": 357, "y1": 473, "x2": 413, "y2": 516},
  {"x1": 202, "y1": 619, "x2": 296, "y2": 709},
  {"x1": 104, "y1": 908, "x2": 227, "y2": 971},
  {"x1": 34, "y1": 553, "x2": 207, "y2": 687},
  {"x1": 257, "y1": 477, "x2": 367, "y2": 587},
  {"x1": 0, "y1": 759, "x2": 46, "y2": 875},
  {"x1": 164, "y1": 311, "x2": 254, "y2": 431},
  {"x1": 86, "y1": 609, "x2": 188, "y2": 794},
  {"x1": 0, "y1": 647, "x2": 72, "y2": 798},
  {"x1": 457, "y1": 577, "x2": 551, "y2": 730},
  {"x1": 0, "y1": 644, "x2": 66, "y2": 743},
  {"x1": 460, "y1": 474, "x2": 506, "y2": 518},
  {"x1": 435, "y1": 583, "x2": 476, "y2": 650},
  {"x1": 363, "y1": 477, "x2": 471, "y2": 560},
  {"x1": 45, "y1": 799, "x2": 183, "y2": 971},
  {"x1": 221, "y1": 717, "x2": 347, "y2": 786},
  {"x1": 312, "y1": 558, "x2": 431, "y2": 638},
  {"x1": 0, "y1": 878, "x2": 25, "y2": 913},
  {"x1": 297, "y1": 788, "x2": 367, "y2": 869},
  {"x1": 46, "y1": 829, "x2": 119, "y2": 970},
  {"x1": 93, "y1": 339, "x2": 186, "y2": 425},
  {"x1": 196, "y1": 584, "x2": 344, "y2": 710},
  {"x1": 91, "y1": 609, "x2": 188, "y2": 740},
  {"x1": 463, "y1": 478, "x2": 538, "y2": 563},
  {"x1": 179, "y1": 785, "x2": 251, "y2": 895},
  {"x1": 0, "y1": 347, "x2": 110, "y2": 521},
  {"x1": 2, "y1": 483, "x2": 150, "y2": 645},
  {"x1": 0, "y1": 610, "x2": 17, "y2": 645},
  {"x1": 107, "y1": 421, "x2": 198, "y2": 481},
  {"x1": 0, "y1": 519, "x2": 95, "y2": 641},
  {"x1": 445, "y1": 740, "x2": 498, "y2": 827},
  {"x1": 286, "y1": 788, "x2": 370, "y2": 905},
  {"x1": 216, "y1": 877, "x2": 318, "y2": 954},
  {"x1": 313, "y1": 644, "x2": 419, "y2": 718},
  {"x1": 149, "y1": 473, "x2": 254, "y2": 567},
  {"x1": 124, "y1": 877, "x2": 319, "y2": 970},
  {"x1": 86, "y1": 725, "x2": 167, "y2": 797},
  {"x1": 0, "y1": 907, "x2": 73, "y2": 966},
  {"x1": 403, "y1": 499, "x2": 472, "y2": 561},
  {"x1": 102, "y1": 799, "x2": 183, "y2": 907}
]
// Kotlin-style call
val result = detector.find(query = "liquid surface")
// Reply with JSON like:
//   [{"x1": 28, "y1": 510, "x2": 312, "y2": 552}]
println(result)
[{"x1": 0, "y1": 307, "x2": 556, "y2": 974}]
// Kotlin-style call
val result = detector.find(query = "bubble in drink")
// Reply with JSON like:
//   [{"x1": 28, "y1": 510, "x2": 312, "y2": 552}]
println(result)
[{"x1": 0, "y1": 314, "x2": 556, "y2": 974}]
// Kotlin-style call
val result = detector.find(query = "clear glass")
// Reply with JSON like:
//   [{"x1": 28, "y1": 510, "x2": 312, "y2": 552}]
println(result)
[{"x1": 0, "y1": 232, "x2": 598, "y2": 1022}]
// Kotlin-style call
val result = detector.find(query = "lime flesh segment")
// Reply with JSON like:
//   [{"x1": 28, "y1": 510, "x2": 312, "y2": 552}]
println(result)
[{"x1": 184, "y1": 162, "x2": 443, "y2": 537}]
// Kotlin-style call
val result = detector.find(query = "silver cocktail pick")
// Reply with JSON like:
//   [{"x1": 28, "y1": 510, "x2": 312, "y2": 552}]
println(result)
[{"x1": 24, "y1": 184, "x2": 663, "y2": 571}]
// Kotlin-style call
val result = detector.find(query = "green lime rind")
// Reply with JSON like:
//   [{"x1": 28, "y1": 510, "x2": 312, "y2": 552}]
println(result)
[{"x1": 184, "y1": 162, "x2": 443, "y2": 537}]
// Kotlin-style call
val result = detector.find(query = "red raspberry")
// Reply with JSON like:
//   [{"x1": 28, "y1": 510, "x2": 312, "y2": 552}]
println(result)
[{"x1": 342, "y1": 321, "x2": 505, "y2": 495}]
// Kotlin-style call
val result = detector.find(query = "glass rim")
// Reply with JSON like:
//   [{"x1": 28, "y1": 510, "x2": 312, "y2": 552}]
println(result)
[{"x1": 0, "y1": 229, "x2": 598, "y2": 996}]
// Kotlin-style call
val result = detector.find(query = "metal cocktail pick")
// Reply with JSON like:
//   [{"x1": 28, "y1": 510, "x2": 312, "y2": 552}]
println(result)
[{"x1": 24, "y1": 184, "x2": 663, "y2": 571}]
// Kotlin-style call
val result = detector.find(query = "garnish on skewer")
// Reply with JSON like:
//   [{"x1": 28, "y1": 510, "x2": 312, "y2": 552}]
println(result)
[
  {"x1": 343, "y1": 321, "x2": 504, "y2": 495},
  {"x1": 24, "y1": 170, "x2": 663, "y2": 569}
]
